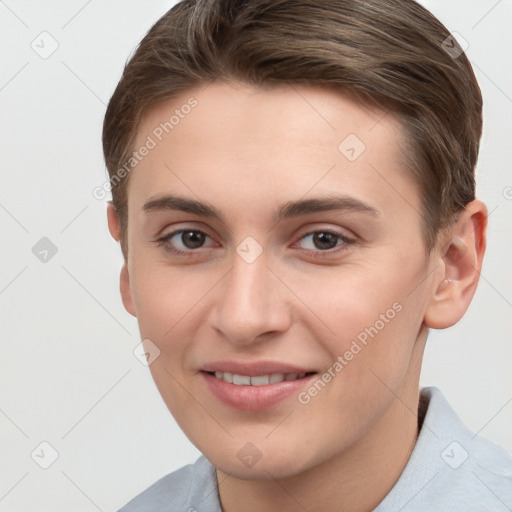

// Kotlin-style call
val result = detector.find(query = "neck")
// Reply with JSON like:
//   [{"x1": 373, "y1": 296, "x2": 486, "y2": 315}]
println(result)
[{"x1": 217, "y1": 330, "x2": 427, "y2": 512}]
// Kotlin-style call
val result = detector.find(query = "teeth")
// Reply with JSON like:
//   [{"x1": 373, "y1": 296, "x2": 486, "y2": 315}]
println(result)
[
  {"x1": 250, "y1": 375, "x2": 270, "y2": 386},
  {"x1": 212, "y1": 372, "x2": 308, "y2": 385},
  {"x1": 233, "y1": 374, "x2": 251, "y2": 385},
  {"x1": 269, "y1": 373, "x2": 285, "y2": 384}
]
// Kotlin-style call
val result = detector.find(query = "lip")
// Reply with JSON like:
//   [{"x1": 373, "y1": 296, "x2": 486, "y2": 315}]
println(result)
[{"x1": 200, "y1": 360, "x2": 317, "y2": 410}]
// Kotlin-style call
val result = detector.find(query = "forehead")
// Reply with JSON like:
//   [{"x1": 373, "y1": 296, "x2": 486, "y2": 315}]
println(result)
[
  {"x1": 128, "y1": 81, "x2": 417, "y2": 226},
  {"x1": 136, "y1": 80, "x2": 403, "y2": 154}
]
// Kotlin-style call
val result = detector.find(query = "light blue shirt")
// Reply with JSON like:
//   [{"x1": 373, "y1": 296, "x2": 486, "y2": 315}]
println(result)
[{"x1": 119, "y1": 387, "x2": 512, "y2": 511}]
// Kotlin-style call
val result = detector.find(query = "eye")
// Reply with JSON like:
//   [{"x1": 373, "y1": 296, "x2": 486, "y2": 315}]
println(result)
[
  {"x1": 156, "y1": 229, "x2": 216, "y2": 254},
  {"x1": 297, "y1": 230, "x2": 355, "y2": 252}
]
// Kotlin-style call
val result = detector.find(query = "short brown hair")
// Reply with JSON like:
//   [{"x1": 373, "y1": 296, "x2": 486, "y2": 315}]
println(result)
[{"x1": 103, "y1": 0, "x2": 482, "y2": 256}]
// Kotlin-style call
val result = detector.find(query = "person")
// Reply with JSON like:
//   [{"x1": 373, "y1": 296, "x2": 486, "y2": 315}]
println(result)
[{"x1": 102, "y1": 0, "x2": 512, "y2": 510}]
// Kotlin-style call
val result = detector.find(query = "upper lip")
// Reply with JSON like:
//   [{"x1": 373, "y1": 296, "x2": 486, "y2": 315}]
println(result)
[{"x1": 200, "y1": 360, "x2": 316, "y2": 376}]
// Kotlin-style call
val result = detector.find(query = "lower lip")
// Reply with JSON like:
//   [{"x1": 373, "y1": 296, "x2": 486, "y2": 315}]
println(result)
[{"x1": 201, "y1": 372, "x2": 316, "y2": 410}]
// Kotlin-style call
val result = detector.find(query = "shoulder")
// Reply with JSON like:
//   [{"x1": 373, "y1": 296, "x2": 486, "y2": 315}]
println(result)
[
  {"x1": 375, "y1": 387, "x2": 512, "y2": 512},
  {"x1": 118, "y1": 456, "x2": 220, "y2": 512}
]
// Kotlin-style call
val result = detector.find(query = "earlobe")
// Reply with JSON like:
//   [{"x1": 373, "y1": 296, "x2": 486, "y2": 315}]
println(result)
[
  {"x1": 120, "y1": 263, "x2": 137, "y2": 317},
  {"x1": 424, "y1": 200, "x2": 487, "y2": 329}
]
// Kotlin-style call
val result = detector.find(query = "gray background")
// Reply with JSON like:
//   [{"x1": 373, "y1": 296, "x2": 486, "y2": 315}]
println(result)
[{"x1": 0, "y1": 1, "x2": 510, "y2": 510}]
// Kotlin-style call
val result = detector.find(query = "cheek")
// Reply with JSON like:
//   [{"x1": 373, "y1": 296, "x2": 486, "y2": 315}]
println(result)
[
  {"x1": 129, "y1": 258, "x2": 207, "y2": 334},
  {"x1": 293, "y1": 264, "x2": 402, "y2": 336},
  {"x1": 294, "y1": 261, "x2": 424, "y2": 379},
  {"x1": 129, "y1": 265, "x2": 203, "y2": 420},
  {"x1": 128, "y1": 261, "x2": 223, "y2": 393}
]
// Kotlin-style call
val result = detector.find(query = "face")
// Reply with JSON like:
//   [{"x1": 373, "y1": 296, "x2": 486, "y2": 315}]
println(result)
[{"x1": 119, "y1": 81, "x2": 442, "y2": 479}]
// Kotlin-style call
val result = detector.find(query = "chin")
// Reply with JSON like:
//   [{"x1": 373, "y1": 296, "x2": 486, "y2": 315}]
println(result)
[
  {"x1": 203, "y1": 439, "x2": 318, "y2": 481},
  {"x1": 216, "y1": 456, "x2": 305, "y2": 481}
]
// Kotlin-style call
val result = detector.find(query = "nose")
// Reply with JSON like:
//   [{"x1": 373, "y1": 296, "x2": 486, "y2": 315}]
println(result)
[{"x1": 210, "y1": 254, "x2": 292, "y2": 345}]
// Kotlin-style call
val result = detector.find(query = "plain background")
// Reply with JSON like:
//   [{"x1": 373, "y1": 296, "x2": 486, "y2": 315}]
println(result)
[{"x1": 0, "y1": 1, "x2": 510, "y2": 510}]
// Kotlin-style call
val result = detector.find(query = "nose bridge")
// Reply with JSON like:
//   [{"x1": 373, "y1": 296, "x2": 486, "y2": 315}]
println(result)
[{"x1": 212, "y1": 251, "x2": 290, "y2": 343}]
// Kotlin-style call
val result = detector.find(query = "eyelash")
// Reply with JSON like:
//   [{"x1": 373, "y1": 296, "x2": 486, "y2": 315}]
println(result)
[
  {"x1": 297, "y1": 230, "x2": 356, "y2": 257},
  {"x1": 155, "y1": 229, "x2": 213, "y2": 257},
  {"x1": 155, "y1": 228, "x2": 357, "y2": 258}
]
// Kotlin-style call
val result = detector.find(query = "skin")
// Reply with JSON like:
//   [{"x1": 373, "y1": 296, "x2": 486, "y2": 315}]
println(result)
[{"x1": 107, "y1": 81, "x2": 487, "y2": 512}]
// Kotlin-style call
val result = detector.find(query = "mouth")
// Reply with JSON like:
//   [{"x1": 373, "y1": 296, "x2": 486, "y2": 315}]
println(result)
[
  {"x1": 199, "y1": 363, "x2": 318, "y2": 410},
  {"x1": 207, "y1": 370, "x2": 316, "y2": 386}
]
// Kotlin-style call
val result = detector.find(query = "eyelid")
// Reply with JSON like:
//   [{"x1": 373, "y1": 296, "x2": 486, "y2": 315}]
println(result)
[
  {"x1": 155, "y1": 227, "x2": 218, "y2": 255},
  {"x1": 154, "y1": 224, "x2": 357, "y2": 258},
  {"x1": 291, "y1": 227, "x2": 358, "y2": 256},
  {"x1": 155, "y1": 220, "x2": 215, "y2": 238},
  {"x1": 293, "y1": 225, "x2": 357, "y2": 244}
]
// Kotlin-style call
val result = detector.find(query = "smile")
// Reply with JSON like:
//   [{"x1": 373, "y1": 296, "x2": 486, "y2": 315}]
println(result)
[
  {"x1": 211, "y1": 371, "x2": 312, "y2": 385},
  {"x1": 201, "y1": 365, "x2": 318, "y2": 410}
]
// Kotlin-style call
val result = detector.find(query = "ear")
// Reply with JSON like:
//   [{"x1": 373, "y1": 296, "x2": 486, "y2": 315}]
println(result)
[
  {"x1": 107, "y1": 201, "x2": 121, "y2": 241},
  {"x1": 424, "y1": 199, "x2": 487, "y2": 329},
  {"x1": 107, "y1": 202, "x2": 136, "y2": 317},
  {"x1": 119, "y1": 263, "x2": 136, "y2": 317}
]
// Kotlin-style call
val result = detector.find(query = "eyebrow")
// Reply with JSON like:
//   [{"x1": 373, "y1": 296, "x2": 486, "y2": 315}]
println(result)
[
  {"x1": 142, "y1": 194, "x2": 380, "y2": 221},
  {"x1": 278, "y1": 196, "x2": 379, "y2": 219}
]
